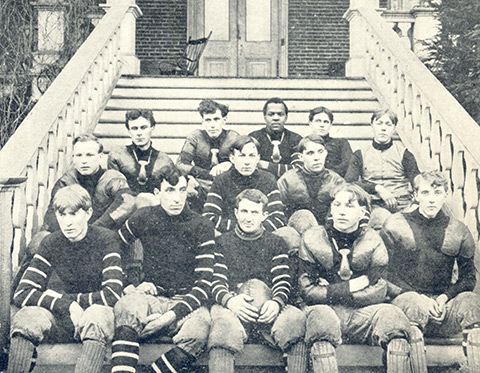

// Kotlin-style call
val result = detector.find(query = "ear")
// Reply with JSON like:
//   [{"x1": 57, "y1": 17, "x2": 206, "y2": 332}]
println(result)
[
  {"x1": 229, "y1": 153, "x2": 235, "y2": 163},
  {"x1": 86, "y1": 207, "x2": 93, "y2": 221},
  {"x1": 234, "y1": 207, "x2": 239, "y2": 220},
  {"x1": 261, "y1": 210, "x2": 268, "y2": 222},
  {"x1": 153, "y1": 188, "x2": 160, "y2": 195}
]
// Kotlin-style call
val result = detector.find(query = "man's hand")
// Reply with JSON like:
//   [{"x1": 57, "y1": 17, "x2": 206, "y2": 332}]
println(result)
[
  {"x1": 209, "y1": 162, "x2": 232, "y2": 177},
  {"x1": 226, "y1": 294, "x2": 259, "y2": 323},
  {"x1": 136, "y1": 282, "x2": 158, "y2": 295},
  {"x1": 375, "y1": 185, "x2": 397, "y2": 211},
  {"x1": 349, "y1": 275, "x2": 370, "y2": 293},
  {"x1": 110, "y1": 193, "x2": 137, "y2": 221},
  {"x1": 140, "y1": 310, "x2": 177, "y2": 338},
  {"x1": 258, "y1": 300, "x2": 280, "y2": 324},
  {"x1": 135, "y1": 193, "x2": 159, "y2": 208},
  {"x1": 430, "y1": 294, "x2": 448, "y2": 324},
  {"x1": 69, "y1": 301, "x2": 84, "y2": 329}
]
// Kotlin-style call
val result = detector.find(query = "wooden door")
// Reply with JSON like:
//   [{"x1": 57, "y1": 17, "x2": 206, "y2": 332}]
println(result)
[{"x1": 191, "y1": 0, "x2": 282, "y2": 77}]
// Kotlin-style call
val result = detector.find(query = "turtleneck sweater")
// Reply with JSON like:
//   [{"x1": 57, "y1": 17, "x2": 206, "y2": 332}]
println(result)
[
  {"x1": 203, "y1": 168, "x2": 286, "y2": 232},
  {"x1": 212, "y1": 225, "x2": 292, "y2": 308}
]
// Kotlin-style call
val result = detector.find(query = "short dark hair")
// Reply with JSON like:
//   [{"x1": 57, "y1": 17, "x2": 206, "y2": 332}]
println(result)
[
  {"x1": 73, "y1": 133, "x2": 103, "y2": 153},
  {"x1": 230, "y1": 135, "x2": 260, "y2": 154},
  {"x1": 371, "y1": 109, "x2": 398, "y2": 126},
  {"x1": 198, "y1": 99, "x2": 229, "y2": 118},
  {"x1": 413, "y1": 171, "x2": 449, "y2": 193},
  {"x1": 235, "y1": 189, "x2": 268, "y2": 210},
  {"x1": 330, "y1": 183, "x2": 371, "y2": 213},
  {"x1": 125, "y1": 109, "x2": 156, "y2": 129},
  {"x1": 309, "y1": 106, "x2": 334, "y2": 123},
  {"x1": 53, "y1": 185, "x2": 92, "y2": 213},
  {"x1": 263, "y1": 97, "x2": 288, "y2": 116},
  {"x1": 297, "y1": 134, "x2": 326, "y2": 153},
  {"x1": 154, "y1": 165, "x2": 185, "y2": 188}
]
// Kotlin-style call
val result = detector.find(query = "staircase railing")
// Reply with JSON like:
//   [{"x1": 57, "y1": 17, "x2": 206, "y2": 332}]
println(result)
[
  {"x1": 344, "y1": 6, "x2": 480, "y2": 242},
  {"x1": 0, "y1": 0, "x2": 141, "y2": 352}
]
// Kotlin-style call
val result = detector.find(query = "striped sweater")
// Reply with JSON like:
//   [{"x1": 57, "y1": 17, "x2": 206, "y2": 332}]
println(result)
[
  {"x1": 203, "y1": 168, "x2": 286, "y2": 232},
  {"x1": 13, "y1": 226, "x2": 123, "y2": 315},
  {"x1": 118, "y1": 205, "x2": 215, "y2": 319},
  {"x1": 212, "y1": 226, "x2": 292, "y2": 309}
]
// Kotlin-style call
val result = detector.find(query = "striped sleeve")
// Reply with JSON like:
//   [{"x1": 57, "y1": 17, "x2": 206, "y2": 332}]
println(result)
[
  {"x1": 264, "y1": 188, "x2": 286, "y2": 232},
  {"x1": 211, "y1": 247, "x2": 232, "y2": 307},
  {"x1": 76, "y1": 237, "x2": 123, "y2": 308},
  {"x1": 13, "y1": 250, "x2": 73, "y2": 315},
  {"x1": 202, "y1": 180, "x2": 233, "y2": 233},
  {"x1": 171, "y1": 222, "x2": 216, "y2": 319},
  {"x1": 270, "y1": 239, "x2": 292, "y2": 308}
]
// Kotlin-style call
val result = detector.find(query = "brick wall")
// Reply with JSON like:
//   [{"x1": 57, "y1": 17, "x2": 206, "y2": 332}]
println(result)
[
  {"x1": 136, "y1": 0, "x2": 187, "y2": 74},
  {"x1": 288, "y1": 0, "x2": 350, "y2": 77}
]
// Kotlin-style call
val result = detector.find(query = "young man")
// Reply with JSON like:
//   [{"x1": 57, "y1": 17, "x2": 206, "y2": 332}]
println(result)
[
  {"x1": 110, "y1": 165, "x2": 215, "y2": 373},
  {"x1": 297, "y1": 183, "x2": 412, "y2": 372},
  {"x1": 209, "y1": 189, "x2": 307, "y2": 373},
  {"x1": 381, "y1": 171, "x2": 480, "y2": 372},
  {"x1": 345, "y1": 108, "x2": 420, "y2": 229},
  {"x1": 8, "y1": 185, "x2": 123, "y2": 373},
  {"x1": 108, "y1": 109, "x2": 174, "y2": 194},
  {"x1": 249, "y1": 97, "x2": 302, "y2": 178},
  {"x1": 176, "y1": 99, "x2": 239, "y2": 211},
  {"x1": 277, "y1": 135, "x2": 344, "y2": 225},
  {"x1": 292, "y1": 106, "x2": 352, "y2": 177},
  {"x1": 203, "y1": 135, "x2": 286, "y2": 234}
]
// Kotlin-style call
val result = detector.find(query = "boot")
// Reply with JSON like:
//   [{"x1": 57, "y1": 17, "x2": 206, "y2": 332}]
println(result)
[
  {"x1": 287, "y1": 341, "x2": 308, "y2": 373},
  {"x1": 310, "y1": 340, "x2": 338, "y2": 373},
  {"x1": 386, "y1": 338, "x2": 410, "y2": 373},
  {"x1": 409, "y1": 325, "x2": 427, "y2": 373},
  {"x1": 209, "y1": 347, "x2": 234, "y2": 373}
]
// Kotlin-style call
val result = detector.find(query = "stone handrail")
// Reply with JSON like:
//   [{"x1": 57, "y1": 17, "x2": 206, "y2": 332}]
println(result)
[
  {"x1": 0, "y1": 0, "x2": 141, "y2": 351},
  {"x1": 344, "y1": 6, "x2": 480, "y2": 242}
]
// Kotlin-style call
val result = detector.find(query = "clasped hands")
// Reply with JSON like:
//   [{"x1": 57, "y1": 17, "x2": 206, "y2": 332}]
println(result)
[
  {"x1": 427, "y1": 294, "x2": 448, "y2": 324},
  {"x1": 226, "y1": 294, "x2": 280, "y2": 324}
]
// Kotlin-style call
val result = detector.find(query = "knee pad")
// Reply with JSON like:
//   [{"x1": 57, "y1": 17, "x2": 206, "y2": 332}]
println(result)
[
  {"x1": 11, "y1": 307, "x2": 55, "y2": 344},
  {"x1": 372, "y1": 304, "x2": 412, "y2": 345},
  {"x1": 113, "y1": 293, "x2": 149, "y2": 333},
  {"x1": 369, "y1": 206, "x2": 392, "y2": 230},
  {"x1": 207, "y1": 305, "x2": 246, "y2": 353},
  {"x1": 173, "y1": 307, "x2": 211, "y2": 356},
  {"x1": 271, "y1": 306, "x2": 306, "y2": 350},
  {"x1": 288, "y1": 210, "x2": 318, "y2": 235},
  {"x1": 273, "y1": 226, "x2": 301, "y2": 255},
  {"x1": 78, "y1": 305, "x2": 115, "y2": 344},
  {"x1": 305, "y1": 305, "x2": 342, "y2": 347}
]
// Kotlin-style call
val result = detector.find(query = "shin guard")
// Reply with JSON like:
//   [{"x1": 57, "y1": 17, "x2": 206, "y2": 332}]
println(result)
[
  {"x1": 287, "y1": 341, "x2": 308, "y2": 373},
  {"x1": 7, "y1": 335, "x2": 35, "y2": 373},
  {"x1": 466, "y1": 327, "x2": 480, "y2": 371},
  {"x1": 209, "y1": 348, "x2": 234, "y2": 373},
  {"x1": 409, "y1": 325, "x2": 427, "y2": 373},
  {"x1": 74, "y1": 340, "x2": 106, "y2": 373},
  {"x1": 386, "y1": 338, "x2": 410, "y2": 373},
  {"x1": 310, "y1": 341, "x2": 338, "y2": 373}
]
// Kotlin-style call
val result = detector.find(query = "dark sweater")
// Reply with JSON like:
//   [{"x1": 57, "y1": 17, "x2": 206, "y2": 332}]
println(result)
[
  {"x1": 13, "y1": 226, "x2": 123, "y2": 315},
  {"x1": 381, "y1": 209, "x2": 476, "y2": 299},
  {"x1": 249, "y1": 127, "x2": 302, "y2": 178},
  {"x1": 119, "y1": 205, "x2": 215, "y2": 319},
  {"x1": 203, "y1": 168, "x2": 286, "y2": 232},
  {"x1": 212, "y1": 226, "x2": 292, "y2": 308}
]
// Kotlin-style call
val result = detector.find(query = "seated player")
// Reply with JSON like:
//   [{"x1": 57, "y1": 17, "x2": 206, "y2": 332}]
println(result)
[
  {"x1": 203, "y1": 135, "x2": 286, "y2": 234},
  {"x1": 297, "y1": 183, "x2": 412, "y2": 372},
  {"x1": 277, "y1": 135, "x2": 344, "y2": 226},
  {"x1": 381, "y1": 171, "x2": 480, "y2": 372},
  {"x1": 208, "y1": 189, "x2": 307, "y2": 373},
  {"x1": 345, "y1": 108, "x2": 420, "y2": 229},
  {"x1": 292, "y1": 106, "x2": 352, "y2": 177},
  {"x1": 108, "y1": 109, "x2": 174, "y2": 194},
  {"x1": 8, "y1": 185, "x2": 123, "y2": 373},
  {"x1": 249, "y1": 97, "x2": 302, "y2": 178},
  {"x1": 110, "y1": 165, "x2": 215, "y2": 373},
  {"x1": 176, "y1": 99, "x2": 240, "y2": 211}
]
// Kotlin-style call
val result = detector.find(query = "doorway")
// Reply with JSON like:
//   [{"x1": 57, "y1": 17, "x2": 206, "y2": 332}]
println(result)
[{"x1": 187, "y1": 0, "x2": 287, "y2": 77}]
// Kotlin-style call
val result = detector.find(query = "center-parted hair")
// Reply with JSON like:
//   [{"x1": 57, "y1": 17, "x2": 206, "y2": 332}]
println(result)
[
  {"x1": 413, "y1": 170, "x2": 449, "y2": 192},
  {"x1": 154, "y1": 165, "x2": 185, "y2": 188},
  {"x1": 125, "y1": 109, "x2": 156, "y2": 129},
  {"x1": 73, "y1": 133, "x2": 103, "y2": 154},
  {"x1": 235, "y1": 189, "x2": 268, "y2": 210},
  {"x1": 53, "y1": 184, "x2": 92, "y2": 213},
  {"x1": 229, "y1": 135, "x2": 260, "y2": 155},
  {"x1": 198, "y1": 99, "x2": 229, "y2": 118},
  {"x1": 371, "y1": 108, "x2": 398, "y2": 126},
  {"x1": 330, "y1": 183, "x2": 372, "y2": 213},
  {"x1": 309, "y1": 106, "x2": 334, "y2": 123},
  {"x1": 263, "y1": 97, "x2": 288, "y2": 116},
  {"x1": 297, "y1": 134, "x2": 326, "y2": 153}
]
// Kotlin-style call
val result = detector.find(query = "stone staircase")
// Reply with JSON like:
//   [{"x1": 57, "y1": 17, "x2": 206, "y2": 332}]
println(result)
[{"x1": 93, "y1": 76, "x2": 382, "y2": 160}]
